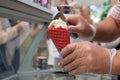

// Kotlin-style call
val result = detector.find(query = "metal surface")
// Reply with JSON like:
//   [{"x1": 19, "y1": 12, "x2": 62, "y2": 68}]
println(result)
[
  {"x1": 18, "y1": 23, "x2": 48, "y2": 72},
  {"x1": 0, "y1": 0, "x2": 53, "y2": 23},
  {"x1": 53, "y1": 12, "x2": 79, "y2": 38},
  {"x1": 53, "y1": 12, "x2": 66, "y2": 21}
]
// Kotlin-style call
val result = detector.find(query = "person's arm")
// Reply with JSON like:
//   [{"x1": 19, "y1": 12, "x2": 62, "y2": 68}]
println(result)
[
  {"x1": 68, "y1": 2, "x2": 120, "y2": 42},
  {"x1": 67, "y1": 14, "x2": 120, "y2": 42},
  {"x1": 0, "y1": 21, "x2": 29, "y2": 44},
  {"x1": 94, "y1": 2, "x2": 120, "y2": 42},
  {"x1": 0, "y1": 27, "x2": 18, "y2": 44},
  {"x1": 93, "y1": 16, "x2": 120, "y2": 42}
]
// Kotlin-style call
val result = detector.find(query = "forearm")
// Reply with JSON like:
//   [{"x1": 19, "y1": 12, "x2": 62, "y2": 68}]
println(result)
[
  {"x1": 0, "y1": 27, "x2": 18, "y2": 44},
  {"x1": 0, "y1": 23, "x2": 24, "y2": 44},
  {"x1": 112, "y1": 50, "x2": 120, "y2": 74},
  {"x1": 93, "y1": 17, "x2": 120, "y2": 42}
]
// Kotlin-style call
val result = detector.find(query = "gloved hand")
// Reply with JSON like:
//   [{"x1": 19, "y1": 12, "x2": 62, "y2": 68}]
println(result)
[
  {"x1": 67, "y1": 15, "x2": 96, "y2": 41},
  {"x1": 59, "y1": 41, "x2": 112, "y2": 75}
]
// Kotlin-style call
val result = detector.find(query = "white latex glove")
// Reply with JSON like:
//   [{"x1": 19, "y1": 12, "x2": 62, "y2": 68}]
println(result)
[
  {"x1": 59, "y1": 41, "x2": 116, "y2": 75},
  {"x1": 67, "y1": 15, "x2": 96, "y2": 41}
]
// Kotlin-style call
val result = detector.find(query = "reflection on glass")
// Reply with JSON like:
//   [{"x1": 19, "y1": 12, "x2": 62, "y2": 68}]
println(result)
[
  {"x1": 0, "y1": 17, "x2": 29, "y2": 79},
  {"x1": 0, "y1": 17, "x2": 45, "y2": 79},
  {"x1": 31, "y1": 24, "x2": 49, "y2": 70},
  {"x1": 33, "y1": 74, "x2": 53, "y2": 80},
  {"x1": 18, "y1": 72, "x2": 103, "y2": 80}
]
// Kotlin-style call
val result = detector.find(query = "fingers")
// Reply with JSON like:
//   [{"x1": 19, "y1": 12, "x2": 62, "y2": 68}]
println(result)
[
  {"x1": 69, "y1": 66, "x2": 88, "y2": 75},
  {"x1": 60, "y1": 51, "x2": 76, "y2": 67},
  {"x1": 67, "y1": 15, "x2": 82, "y2": 25},
  {"x1": 61, "y1": 57, "x2": 86, "y2": 72},
  {"x1": 60, "y1": 42, "x2": 85, "y2": 66},
  {"x1": 60, "y1": 42, "x2": 91, "y2": 75},
  {"x1": 60, "y1": 43, "x2": 77, "y2": 58}
]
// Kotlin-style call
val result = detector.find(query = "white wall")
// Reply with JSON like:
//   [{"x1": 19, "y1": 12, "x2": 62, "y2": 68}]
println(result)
[
  {"x1": 75, "y1": 0, "x2": 105, "y2": 6},
  {"x1": 52, "y1": 0, "x2": 105, "y2": 7}
]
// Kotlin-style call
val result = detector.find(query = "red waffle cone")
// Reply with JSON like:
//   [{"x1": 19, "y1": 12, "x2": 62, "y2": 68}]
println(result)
[{"x1": 47, "y1": 27, "x2": 70, "y2": 51}]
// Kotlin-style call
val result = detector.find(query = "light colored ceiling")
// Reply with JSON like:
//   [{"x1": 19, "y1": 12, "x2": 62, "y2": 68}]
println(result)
[
  {"x1": 51, "y1": 0, "x2": 105, "y2": 7},
  {"x1": 68, "y1": 0, "x2": 105, "y2": 6}
]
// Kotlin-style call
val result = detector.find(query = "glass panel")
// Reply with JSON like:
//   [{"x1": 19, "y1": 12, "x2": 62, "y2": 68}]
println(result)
[
  {"x1": 31, "y1": 23, "x2": 49, "y2": 70},
  {"x1": 20, "y1": 23, "x2": 45, "y2": 63},
  {"x1": 0, "y1": 17, "x2": 45, "y2": 79}
]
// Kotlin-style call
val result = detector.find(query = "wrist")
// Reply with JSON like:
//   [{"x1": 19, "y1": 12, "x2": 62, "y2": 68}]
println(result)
[
  {"x1": 108, "y1": 48, "x2": 117, "y2": 74},
  {"x1": 15, "y1": 24, "x2": 23, "y2": 31},
  {"x1": 89, "y1": 24, "x2": 96, "y2": 40},
  {"x1": 79, "y1": 24, "x2": 96, "y2": 41},
  {"x1": 112, "y1": 50, "x2": 120, "y2": 74}
]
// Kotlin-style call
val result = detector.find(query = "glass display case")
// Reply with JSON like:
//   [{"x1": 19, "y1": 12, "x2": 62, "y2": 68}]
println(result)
[{"x1": 0, "y1": 0, "x2": 112, "y2": 80}]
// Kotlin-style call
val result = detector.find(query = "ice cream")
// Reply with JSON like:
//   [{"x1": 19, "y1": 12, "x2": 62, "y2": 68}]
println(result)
[
  {"x1": 48, "y1": 18, "x2": 67, "y2": 29},
  {"x1": 47, "y1": 17, "x2": 70, "y2": 51}
]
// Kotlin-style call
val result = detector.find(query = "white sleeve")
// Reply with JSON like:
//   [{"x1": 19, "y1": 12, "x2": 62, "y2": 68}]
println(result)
[{"x1": 109, "y1": 2, "x2": 120, "y2": 20}]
